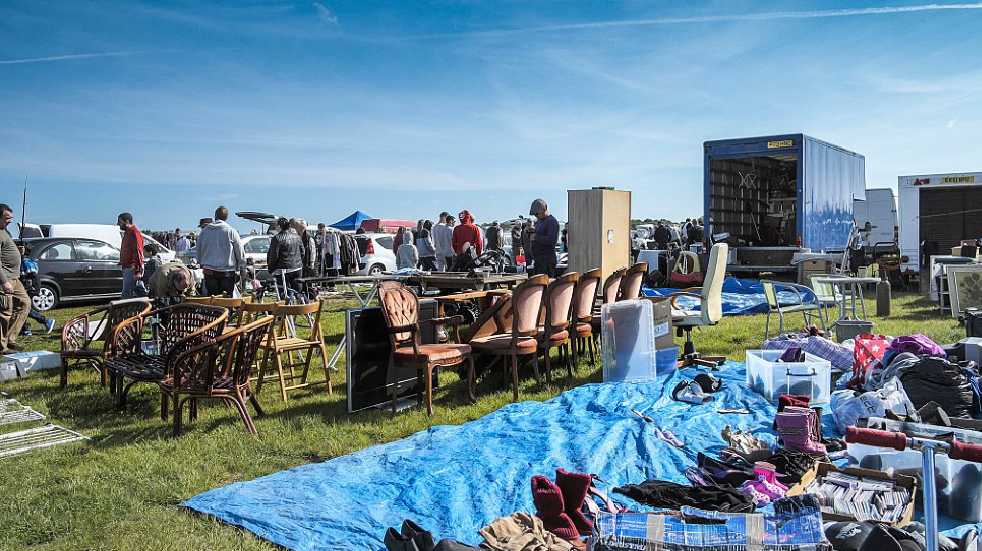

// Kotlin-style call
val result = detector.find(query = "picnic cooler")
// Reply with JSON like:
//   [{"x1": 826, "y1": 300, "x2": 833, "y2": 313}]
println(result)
[
  {"x1": 746, "y1": 350, "x2": 832, "y2": 405},
  {"x1": 846, "y1": 416, "x2": 982, "y2": 523}
]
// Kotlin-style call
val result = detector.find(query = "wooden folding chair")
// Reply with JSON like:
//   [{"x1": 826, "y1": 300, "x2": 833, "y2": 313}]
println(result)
[{"x1": 254, "y1": 301, "x2": 331, "y2": 401}]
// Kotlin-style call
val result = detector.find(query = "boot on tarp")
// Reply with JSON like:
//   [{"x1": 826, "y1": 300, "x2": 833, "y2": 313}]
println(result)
[
  {"x1": 555, "y1": 468, "x2": 593, "y2": 536},
  {"x1": 531, "y1": 475, "x2": 579, "y2": 540}
]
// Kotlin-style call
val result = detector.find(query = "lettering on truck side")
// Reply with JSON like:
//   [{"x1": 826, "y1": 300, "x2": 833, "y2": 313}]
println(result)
[{"x1": 767, "y1": 139, "x2": 793, "y2": 149}]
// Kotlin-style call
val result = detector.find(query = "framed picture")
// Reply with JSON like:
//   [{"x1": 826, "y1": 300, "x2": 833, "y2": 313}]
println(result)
[{"x1": 947, "y1": 264, "x2": 982, "y2": 318}]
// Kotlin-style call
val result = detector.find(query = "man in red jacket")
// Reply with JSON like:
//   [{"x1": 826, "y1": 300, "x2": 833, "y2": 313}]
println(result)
[
  {"x1": 452, "y1": 210, "x2": 482, "y2": 257},
  {"x1": 117, "y1": 212, "x2": 145, "y2": 298}
]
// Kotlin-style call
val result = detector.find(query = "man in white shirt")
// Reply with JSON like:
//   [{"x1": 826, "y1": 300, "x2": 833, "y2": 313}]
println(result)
[
  {"x1": 432, "y1": 211, "x2": 455, "y2": 271},
  {"x1": 196, "y1": 206, "x2": 246, "y2": 296}
]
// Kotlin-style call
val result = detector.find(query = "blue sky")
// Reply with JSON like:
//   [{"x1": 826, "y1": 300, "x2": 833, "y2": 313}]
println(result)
[{"x1": 1, "y1": 0, "x2": 981, "y2": 232}]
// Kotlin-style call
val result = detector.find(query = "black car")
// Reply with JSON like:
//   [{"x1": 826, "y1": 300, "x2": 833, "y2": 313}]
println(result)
[{"x1": 23, "y1": 237, "x2": 124, "y2": 311}]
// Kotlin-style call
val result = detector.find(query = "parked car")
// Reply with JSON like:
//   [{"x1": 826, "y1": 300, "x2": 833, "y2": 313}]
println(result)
[
  {"x1": 355, "y1": 233, "x2": 397, "y2": 275},
  {"x1": 23, "y1": 237, "x2": 124, "y2": 311},
  {"x1": 41, "y1": 224, "x2": 176, "y2": 262}
]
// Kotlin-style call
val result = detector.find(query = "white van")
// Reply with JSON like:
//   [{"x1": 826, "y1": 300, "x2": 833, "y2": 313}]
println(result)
[
  {"x1": 854, "y1": 188, "x2": 898, "y2": 249},
  {"x1": 43, "y1": 224, "x2": 176, "y2": 262}
]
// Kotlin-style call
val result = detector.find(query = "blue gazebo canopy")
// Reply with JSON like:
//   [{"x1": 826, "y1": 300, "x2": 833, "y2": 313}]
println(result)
[{"x1": 330, "y1": 210, "x2": 372, "y2": 231}]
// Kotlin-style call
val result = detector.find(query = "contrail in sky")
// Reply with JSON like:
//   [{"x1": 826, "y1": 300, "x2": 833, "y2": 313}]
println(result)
[
  {"x1": 0, "y1": 50, "x2": 163, "y2": 65},
  {"x1": 418, "y1": 2, "x2": 982, "y2": 38}
]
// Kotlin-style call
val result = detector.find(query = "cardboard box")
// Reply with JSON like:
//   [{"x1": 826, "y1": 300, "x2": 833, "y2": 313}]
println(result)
[
  {"x1": 648, "y1": 297, "x2": 675, "y2": 350},
  {"x1": 2, "y1": 351, "x2": 61, "y2": 373},
  {"x1": 787, "y1": 462, "x2": 917, "y2": 527}
]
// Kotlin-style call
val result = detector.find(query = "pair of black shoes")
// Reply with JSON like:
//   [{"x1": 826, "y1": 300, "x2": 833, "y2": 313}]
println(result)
[
  {"x1": 384, "y1": 520, "x2": 479, "y2": 551},
  {"x1": 385, "y1": 520, "x2": 434, "y2": 551}
]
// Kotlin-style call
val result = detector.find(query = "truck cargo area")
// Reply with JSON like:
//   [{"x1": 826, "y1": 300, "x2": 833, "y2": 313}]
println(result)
[{"x1": 708, "y1": 154, "x2": 798, "y2": 247}]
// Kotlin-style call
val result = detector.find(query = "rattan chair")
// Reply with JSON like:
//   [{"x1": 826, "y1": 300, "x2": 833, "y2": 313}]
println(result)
[
  {"x1": 105, "y1": 303, "x2": 228, "y2": 410},
  {"x1": 378, "y1": 281, "x2": 474, "y2": 416},
  {"x1": 469, "y1": 274, "x2": 549, "y2": 401},
  {"x1": 160, "y1": 316, "x2": 274, "y2": 436},
  {"x1": 59, "y1": 298, "x2": 152, "y2": 388},
  {"x1": 254, "y1": 301, "x2": 331, "y2": 402},
  {"x1": 537, "y1": 272, "x2": 579, "y2": 381}
]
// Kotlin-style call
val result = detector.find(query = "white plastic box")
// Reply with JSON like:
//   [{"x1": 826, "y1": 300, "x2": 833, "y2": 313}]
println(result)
[
  {"x1": 602, "y1": 299, "x2": 664, "y2": 382},
  {"x1": 745, "y1": 349, "x2": 832, "y2": 405},
  {"x1": 847, "y1": 417, "x2": 982, "y2": 522}
]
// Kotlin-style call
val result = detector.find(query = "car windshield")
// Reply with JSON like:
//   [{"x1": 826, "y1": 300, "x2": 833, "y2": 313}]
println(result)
[
  {"x1": 75, "y1": 240, "x2": 120, "y2": 261},
  {"x1": 244, "y1": 238, "x2": 270, "y2": 253}
]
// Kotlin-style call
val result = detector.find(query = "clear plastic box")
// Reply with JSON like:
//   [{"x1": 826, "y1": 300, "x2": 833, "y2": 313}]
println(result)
[
  {"x1": 602, "y1": 299, "x2": 659, "y2": 382},
  {"x1": 846, "y1": 417, "x2": 982, "y2": 522},
  {"x1": 745, "y1": 349, "x2": 832, "y2": 405}
]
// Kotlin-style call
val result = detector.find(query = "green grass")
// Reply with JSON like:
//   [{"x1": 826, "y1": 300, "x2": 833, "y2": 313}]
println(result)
[{"x1": 0, "y1": 292, "x2": 961, "y2": 550}]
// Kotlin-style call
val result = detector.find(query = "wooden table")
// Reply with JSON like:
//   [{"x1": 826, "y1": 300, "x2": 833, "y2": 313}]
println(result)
[{"x1": 404, "y1": 272, "x2": 527, "y2": 293}]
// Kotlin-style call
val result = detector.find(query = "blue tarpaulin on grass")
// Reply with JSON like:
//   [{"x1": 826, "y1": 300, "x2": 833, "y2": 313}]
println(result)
[
  {"x1": 184, "y1": 362, "x2": 976, "y2": 550},
  {"x1": 642, "y1": 277, "x2": 816, "y2": 316}
]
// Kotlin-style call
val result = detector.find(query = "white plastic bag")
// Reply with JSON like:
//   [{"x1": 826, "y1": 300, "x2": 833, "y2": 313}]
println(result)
[{"x1": 831, "y1": 377, "x2": 918, "y2": 433}]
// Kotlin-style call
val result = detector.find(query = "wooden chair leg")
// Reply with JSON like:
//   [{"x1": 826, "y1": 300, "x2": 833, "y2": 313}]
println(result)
[
  {"x1": 59, "y1": 359, "x2": 69, "y2": 389},
  {"x1": 510, "y1": 354, "x2": 520, "y2": 402},
  {"x1": 764, "y1": 311, "x2": 771, "y2": 341},
  {"x1": 255, "y1": 348, "x2": 272, "y2": 397},
  {"x1": 571, "y1": 337, "x2": 578, "y2": 371},
  {"x1": 543, "y1": 344, "x2": 552, "y2": 383},
  {"x1": 160, "y1": 391, "x2": 169, "y2": 421},
  {"x1": 318, "y1": 342, "x2": 332, "y2": 395},
  {"x1": 229, "y1": 396, "x2": 257, "y2": 435},
  {"x1": 467, "y1": 356, "x2": 476, "y2": 403},
  {"x1": 275, "y1": 352, "x2": 289, "y2": 402},
  {"x1": 189, "y1": 399, "x2": 198, "y2": 422},
  {"x1": 173, "y1": 396, "x2": 185, "y2": 436},
  {"x1": 565, "y1": 342, "x2": 574, "y2": 378},
  {"x1": 249, "y1": 393, "x2": 266, "y2": 417},
  {"x1": 425, "y1": 366, "x2": 434, "y2": 416}
]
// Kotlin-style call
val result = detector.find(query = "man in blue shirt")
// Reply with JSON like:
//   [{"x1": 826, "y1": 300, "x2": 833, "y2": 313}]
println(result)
[{"x1": 529, "y1": 198, "x2": 559, "y2": 277}]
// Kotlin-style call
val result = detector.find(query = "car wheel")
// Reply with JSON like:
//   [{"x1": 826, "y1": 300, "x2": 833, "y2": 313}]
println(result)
[
  {"x1": 34, "y1": 284, "x2": 58, "y2": 312},
  {"x1": 368, "y1": 263, "x2": 385, "y2": 275}
]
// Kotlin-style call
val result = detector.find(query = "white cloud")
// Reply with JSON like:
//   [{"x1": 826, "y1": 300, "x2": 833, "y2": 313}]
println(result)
[
  {"x1": 947, "y1": 119, "x2": 959, "y2": 128},
  {"x1": 313, "y1": 2, "x2": 338, "y2": 26},
  {"x1": 0, "y1": 50, "x2": 164, "y2": 65},
  {"x1": 415, "y1": 3, "x2": 982, "y2": 38}
]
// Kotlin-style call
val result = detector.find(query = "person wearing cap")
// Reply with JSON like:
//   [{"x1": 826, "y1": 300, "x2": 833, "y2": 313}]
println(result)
[
  {"x1": 529, "y1": 199, "x2": 559, "y2": 277},
  {"x1": 452, "y1": 210, "x2": 482, "y2": 257}
]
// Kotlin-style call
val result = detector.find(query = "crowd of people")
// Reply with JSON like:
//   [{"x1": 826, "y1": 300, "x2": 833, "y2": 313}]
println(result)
[
  {"x1": 392, "y1": 198, "x2": 562, "y2": 277},
  {"x1": 649, "y1": 217, "x2": 705, "y2": 250}
]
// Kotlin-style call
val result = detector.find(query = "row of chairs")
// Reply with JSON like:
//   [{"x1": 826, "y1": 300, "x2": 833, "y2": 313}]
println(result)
[{"x1": 376, "y1": 262, "x2": 650, "y2": 415}]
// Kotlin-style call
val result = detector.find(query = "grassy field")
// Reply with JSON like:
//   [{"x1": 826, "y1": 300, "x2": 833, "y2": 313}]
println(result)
[{"x1": 0, "y1": 292, "x2": 962, "y2": 550}]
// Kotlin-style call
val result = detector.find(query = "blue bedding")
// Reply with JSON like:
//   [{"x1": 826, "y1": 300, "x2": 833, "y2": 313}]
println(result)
[
  {"x1": 184, "y1": 362, "x2": 976, "y2": 549},
  {"x1": 642, "y1": 277, "x2": 816, "y2": 316}
]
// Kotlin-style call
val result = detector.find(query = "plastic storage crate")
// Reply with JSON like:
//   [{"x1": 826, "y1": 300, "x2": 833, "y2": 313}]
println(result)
[
  {"x1": 602, "y1": 299, "x2": 661, "y2": 382},
  {"x1": 846, "y1": 417, "x2": 982, "y2": 522},
  {"x1": 745, "y1": 349, "x2": 832, "y2": 405}
]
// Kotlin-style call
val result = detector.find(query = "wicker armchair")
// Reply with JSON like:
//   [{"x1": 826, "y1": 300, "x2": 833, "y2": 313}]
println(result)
[
  {"x1": 59, "y1": 298, "x2": 152, "y2": 389},
  {"x1": 160, "y1": 316, "x2": 274, "y2": 436},
  {"x1": 104, "y1": 303, "x2": 228, "y2": 410}
]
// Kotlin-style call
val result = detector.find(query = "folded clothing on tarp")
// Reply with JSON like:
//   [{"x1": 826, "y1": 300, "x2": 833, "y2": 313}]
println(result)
[
  {"x1": 612, "y1": 479, "x2": 754, "y2": 513},
  {"x1": 643, "y1": 277, "x2": 816, "y2": 316},
  {"x1": 762, "y1": 334, "x2": 853, "y2": 371}
]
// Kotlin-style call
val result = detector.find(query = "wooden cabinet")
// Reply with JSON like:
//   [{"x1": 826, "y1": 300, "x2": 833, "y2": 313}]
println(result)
[{"x1": 567, "y1": 188, "x2": 631, "y2": 282}]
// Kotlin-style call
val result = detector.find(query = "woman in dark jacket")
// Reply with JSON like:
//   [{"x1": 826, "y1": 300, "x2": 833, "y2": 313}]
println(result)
[{"x1": 267, "y1": 218, "x2": 304, "y2": 300}]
